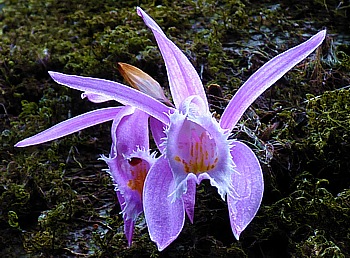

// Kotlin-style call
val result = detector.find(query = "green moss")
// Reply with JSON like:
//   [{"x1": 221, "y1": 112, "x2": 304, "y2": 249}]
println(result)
[
  {"x1": 250, "y1": 172, "x2": 349, "y2": 257},
  {"x1": 300, "y1": 90, "x2": 350, "y2": 193},
  {"x1": 296, "y1": 230, "x2": 346, "y2": 258},
  {"x1": 7, "y1": 211, "x2": 20, "y2": 229},
  {"x1": 1, "y1": 0, "x2": 350, "y2": 257},
  {"x1": 1, "y1": 184, "x2": 31, "y2": 214},
  {"x1": 306, "y1": 90, "x2": 350, "y2": 152},
  {"x1": 336, "y1": 44, "x2": 350, "y2": 71},
  {"x1": 23, "y1": 230, "x2": 54, "y2": 254}
]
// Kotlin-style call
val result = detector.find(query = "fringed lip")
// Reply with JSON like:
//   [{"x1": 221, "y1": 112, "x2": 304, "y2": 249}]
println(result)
[
  {"x1": 100, "y1": 108, "x2": 157, "y2": 247},
  {"x1": 164, "y1": 96, "x2": 236, "y2": 201}
]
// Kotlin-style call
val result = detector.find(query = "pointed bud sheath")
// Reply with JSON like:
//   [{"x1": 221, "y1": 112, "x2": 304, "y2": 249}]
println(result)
[{"x1": 117, "y1": 63, "x2": 173, "y2": 106}]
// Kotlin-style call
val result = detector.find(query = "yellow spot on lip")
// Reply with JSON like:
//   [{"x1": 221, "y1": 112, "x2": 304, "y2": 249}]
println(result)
[
  {"x1": 174, "y1": 131, "x2": 218, "y2": 174},
  {"x1": 127, "y1": 158, "x2": 148, "y2": 196}
]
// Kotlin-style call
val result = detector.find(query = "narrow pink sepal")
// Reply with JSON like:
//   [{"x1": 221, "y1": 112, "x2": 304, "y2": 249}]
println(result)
[
  {"x1": 182, "y1": 177, "x2": 196, "y2": 223},
  {"x1": 115, "y1": 191, "x2": 135, "y2": 247},
  {"x1": 137, "y1": 7, "x2": 208, "y2": 110},
  {"x1": 48, "y1": 71, "x2": 172, "y2": 125},
  {"x1": 227, "y1": 141, "x2": 263, "y2": 240},
  {"x1": 15, "y1": 107, "x2": 121, "y2": 147},
  {"x1": 143, "y1": 156, "x2": 185, "y2": 251},
  {"x1": 149, "y1": 117, "x2": 166, "y2": 152},
  {"x1": 220, "y1": 30, "x2": 326, "y2": 131},
  {"x1": 124, "y1": 218, "x2": 135, "y2": 247}
]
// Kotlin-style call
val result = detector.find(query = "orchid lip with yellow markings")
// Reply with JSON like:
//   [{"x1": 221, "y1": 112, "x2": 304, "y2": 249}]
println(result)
[
  {"x1": 174, "y1": 128, "x2": 219, "y2": 174},
  {"x1": 127, "y1": 157, "x2": 149, "y2": 197}
]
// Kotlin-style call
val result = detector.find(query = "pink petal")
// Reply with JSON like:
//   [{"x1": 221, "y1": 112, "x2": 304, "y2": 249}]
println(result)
[
  {"x1": 143, "y1": 156, "x2": 185, "y2": 251},
  {"x1": 112, "y1": 107, "x2": 150, "y2": 155},
  {"x1": 49, "y1": 71, "x2": 172, "y2": 125},
  {"x1": 137, "y1": 7, "x2": 208, "y2": 110},
  {"x1": 15, "y1": 107, "x2": 121, "y2": 147},
  {"x1": 220, "y1": 30, "x2": 326, "y2": 131},
  {"x1": 227, "y1": 141, "x2": 263, "y2": 240},
  {"x1": 109, "y1": 106, "x2": 136, "y2": 156}
]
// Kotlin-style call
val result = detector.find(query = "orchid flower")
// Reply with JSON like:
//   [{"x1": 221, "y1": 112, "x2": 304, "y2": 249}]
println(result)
[
  {"x1": 15, "y1": 6, "x2": 326, "y2": 251},
  {"x1": 14, "y1": 63, "x2": 167, "y2": 246},
  {"x1": 100, "y1": 106, "x2": 156, "y2": 246},
  {"x1": 137, "y1": 9, "x2": 325, "y2": 250},
  {"x1": 100, "y1": 63, "x2": 169, "y2": 245}
]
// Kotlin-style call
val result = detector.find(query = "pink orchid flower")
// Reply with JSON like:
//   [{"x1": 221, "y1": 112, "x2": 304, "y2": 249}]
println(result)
[
  {"x1": 15, "y1": 64, "x2": 167, "y2": 247},
  {"x1": 15, "y1": 7, "x2": 326, "y2": 251},
  {"x1": 100, "y1": 106, "x2": 156, "y2": 246}
]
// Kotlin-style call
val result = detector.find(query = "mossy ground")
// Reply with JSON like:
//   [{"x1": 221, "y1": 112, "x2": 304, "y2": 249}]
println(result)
[{"x1": 1, "y1": 0, "x2": 350, "y2": 257}]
